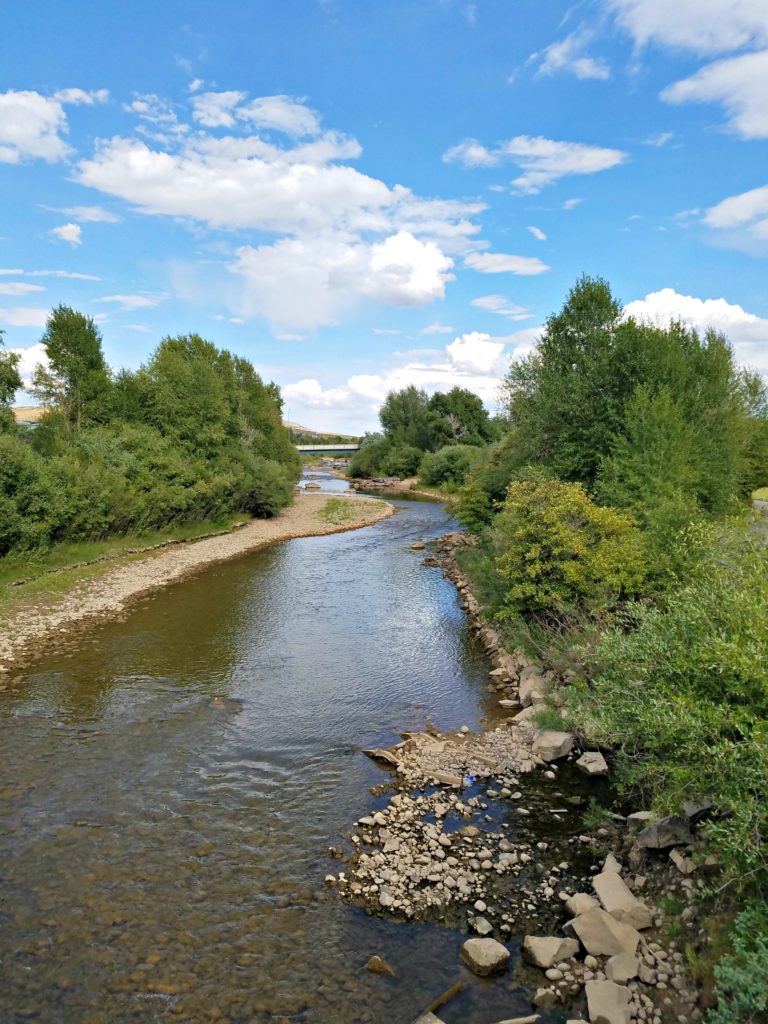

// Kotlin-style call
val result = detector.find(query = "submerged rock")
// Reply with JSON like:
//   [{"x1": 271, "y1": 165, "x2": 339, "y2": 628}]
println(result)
[{"x1": 364, "y1": 954, "x2": 396, "y2": 977}]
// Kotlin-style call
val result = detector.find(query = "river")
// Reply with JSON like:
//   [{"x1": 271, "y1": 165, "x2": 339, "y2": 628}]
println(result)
[{"x1": 0, "y1": 476, "x2": 586, "y2": 1023}]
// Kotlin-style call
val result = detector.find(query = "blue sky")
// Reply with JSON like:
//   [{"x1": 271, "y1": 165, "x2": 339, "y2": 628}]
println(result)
[{"x1": 1, "y1": 0, "x2": 767, "y2": 432}]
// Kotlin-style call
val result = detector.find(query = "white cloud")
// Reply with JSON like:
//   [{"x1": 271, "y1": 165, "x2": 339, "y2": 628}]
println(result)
[
  {"x1": 124, "y1": 93, "x2": 181, "y2": 127},
  {"x1": 189, "y1": 79, "x2": 204, "y2": 93},
  {"x1": 50, "y1": 205, "x2": 119, "y2": 222},
  {"x1": 7, "y1": 342, "x2": 49, "y2": 384},
  {"x1": 275, "y1": 332, "x2": 304, "y2": 340},
  {"x1": 607, "y1": 0, "x2": 768, "y2": 55},
  {"x1": 192, "y1": 90, "x2": 246, "y2": 128},
  {"x1": 645, "y1": 131, "x2": 674, "y2": 146},
  {"x1": 563, "y1": 197, "x2": 584, "y2": 210},
  {"x1": 98, "y1": 294, "x2": 161, "y2": 310},
  {"x1": 624, "y1": 287, "x2": 768, "y2": 374},
  {"x1": 465, "y1": 251, "x2": 550, "y2": 275},
  {"x1": 0, "y1": 282, "x2": 45, "y2": 296},
  {"x1": 229, "y1": 230, "x2": 454, "y2": 327},
  {"x1": 445, "y1": 134, "x2": 626, "y2": 193},
  {"x1": 704, "y1": 182, "x2": 768, "y2": 240},
  {"x1": 532, "y1": 30, "x2": 611, "y2": 80},
  {"x1": 528, "y1": 225, "x2": 547, "y2": 241},
  {"x1": 281, "y1": 325, "x2": 540, "y2": 432},
  {"x1": 0, "y1": 307, "x2": 49, "y2": 328},
  {"x1": 0, "y1": 90, "x2": 71, "y2": 163},
  {"x1": 239, "y1": 95, "x2": 321, "y2": 136},
  {"x1": 661, "y1": 50, "x2": 768, "y2": 139},
  {"x1": 53, "y1": 88, "x2": 108, "y2": 106},
  {"x1": 420, "y1": 322, "x2": 454, "y2": 334},
  {"x1": 0, "y1": 267, "x2": 100, "y2": 280},
  {"x1": 50, "y1": 223, "x2": 82, "y2": 246},
  {"x1": 471, "y1": 294, "x2": 532, "y2": 319}
]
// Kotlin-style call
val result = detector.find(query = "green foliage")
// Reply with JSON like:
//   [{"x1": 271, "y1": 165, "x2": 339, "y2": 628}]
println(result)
[
  {"x1": 379, "y1": 386, "x2": 434, "y2": 450},
  {"x1": 493, "y1": 479, "x2": 647, "y2": 618},
  {"x1": 31, "y1": 305, "x2": 113, "y2": 427},
  {"x1": 570, "y1": 526, "x2": 768, "y2": 887},
  {"x1": 428, "y1": 388, "x2": 497, "y2": 446},
  {"x1": 0, "y1": 312, "x2": 299, "y2": 558},
  {"x1": 0, "y1": 330, "x2": 22, "y2": 430},
  {"x1": 419, "y1": 444, "x2": 481, "y2": 487},
  {"x1": 706, "y1": 903, "x2": 768, "y2": 1024},
  {"x1": 453, "y1": 476, "x2": 494, "y2": 533}
]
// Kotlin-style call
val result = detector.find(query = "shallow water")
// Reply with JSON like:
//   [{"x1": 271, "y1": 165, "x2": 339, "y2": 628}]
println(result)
[{"x1": 0, "y1": 478, "x2": 587, "y2": 1023}]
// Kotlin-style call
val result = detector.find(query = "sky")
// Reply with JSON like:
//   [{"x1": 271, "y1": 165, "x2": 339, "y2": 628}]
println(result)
[{"x1": 1, "y1": 0, "x2": 767, "y2": 433}]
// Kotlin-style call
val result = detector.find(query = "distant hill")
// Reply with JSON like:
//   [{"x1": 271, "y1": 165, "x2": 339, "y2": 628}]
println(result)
[
  {"x1": 12, "y1": 406, "x2": 46, "y2": 423},
  {"x1": 283, "y1": 420, "x2": 359, "y2": 441}
]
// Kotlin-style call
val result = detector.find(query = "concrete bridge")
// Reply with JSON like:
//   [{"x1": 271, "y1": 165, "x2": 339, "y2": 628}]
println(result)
[{"x1": 295, "y1": 443, "x2": 360, "y2": 454}]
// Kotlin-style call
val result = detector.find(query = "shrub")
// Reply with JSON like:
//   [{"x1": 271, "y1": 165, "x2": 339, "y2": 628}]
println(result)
[
  {"x1": 492, "y1": 479, "x2": 647, "y2": 618},
  {"x1": 706, "y1": 903, "x2": 768, "y2": 1024},
  {"x1": 419, "y1": 444, "x2": 480, "y2": 487}
]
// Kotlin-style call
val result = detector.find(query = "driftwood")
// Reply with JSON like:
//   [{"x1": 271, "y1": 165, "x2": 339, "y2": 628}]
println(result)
[{"x1": 422, "y1": 979, "x2": 465, "y2": 1015}]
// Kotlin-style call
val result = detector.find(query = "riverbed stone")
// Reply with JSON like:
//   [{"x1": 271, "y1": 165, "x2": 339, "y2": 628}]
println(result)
[
  {"x1": 585, "y1": 980, "x2": 631, "y2": 1024},
  {"x1": 605, "y1": 953, "x2": 639, "y2": 983},
  {"x1": 519, "y1": 675, "x2": 547, "y2": 707},
  {"x1": 635, "y1": 815, "x2": 693, "y2": 850},
  {"x1": 568, "y1": 909, "x2": 641, "y2": 957},
  {"x1": 576, "y1": 751, "x2": 609, "y2": 776},
  {"x1": 566, "y1": 893, "x2": 600, "y2": 916},
  {"x1": 532, "y1": 731, "x2": 574, "y2": 762},
  {"x1": 523, "y1": 935, "x2": 580, "y2": 969},
  {"x1": 364, "y1": 955, "x2": 395, "y2": 977},
  {"x1": 592, "y1": 871, "x2": 653, "y2": 930},
  {"x1": 460, "y1": 937, "x2": 510, "y2": 976}
]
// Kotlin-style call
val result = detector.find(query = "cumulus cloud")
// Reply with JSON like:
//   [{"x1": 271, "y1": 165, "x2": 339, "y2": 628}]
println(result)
[
  {"x1": 49, "y1": 223, "x2": 82, "y2": 246},
  {"x1": 471, "y1": 294, "x2": 532, "y2": 319},
  {"x1": 0, "y1": 90, "x2": 69, "y2": 163},
  {"x1": 625, "y1": 287, "x2": 768, "y2": 374},
  {"x1": 703, "y1": 182, "x2": 768, "y2": 241},
  {"x1": 7, "y1": 342, "x2": 49, "y2": 384},
  {"x1": 444, "y1": 135, "x2": 626, "y2": 193},
  {"x1": 607, "y1": 0, "x2": 768, "y2": 55},
  {"x1": 662, "y1": 50, "x2": 768, "y2": 139},
  {"x1": 532, "y1": 30, "x2": 611, "y2": 80},
  {"x1": 191, "y1": 90, "x2": 246, "y2": 127},
  {"x1": 465, "y1": 251, "x2": 549, "y2": 275},
  {"x1": 446, "y1": 331, "x2": 506, "y2": 373}
]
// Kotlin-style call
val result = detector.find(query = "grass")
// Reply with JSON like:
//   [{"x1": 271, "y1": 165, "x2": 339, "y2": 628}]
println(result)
[
  {"x1": 0, "y1": 513, "x2": 250, "y2": 617},
  {"x1": 314, "y1": 497, "x2": 382, "y2": 526},
  {"x1": 753, "y1": 487, "x2": 768, "y2": 501}
]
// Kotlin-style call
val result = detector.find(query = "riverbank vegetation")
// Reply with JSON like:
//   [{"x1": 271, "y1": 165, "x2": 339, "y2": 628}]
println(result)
[
  {"x1": 0, "y1": 307, "x2": 301, "y2": 560},
  {"x1": 445, "y1": 277, "x2": 768, "y2": 1022}
]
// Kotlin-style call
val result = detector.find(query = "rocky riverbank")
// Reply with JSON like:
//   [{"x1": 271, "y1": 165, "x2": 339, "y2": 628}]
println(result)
[
  {"x1": 0, "y1": 493, "x2": 393, "y2": 674},
  {"x1": 330, "y1": 532, "x2": 711, "y2": 1024}
]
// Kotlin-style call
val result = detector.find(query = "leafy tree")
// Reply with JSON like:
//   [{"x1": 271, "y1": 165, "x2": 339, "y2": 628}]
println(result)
[
  {"x1": 31, "y1": 305, "x2": 112, "y2": 428},
  {"x1": 419, "y1": 443, "x2": 481, "y2": 487},
  {"x1": 428, "y1": 387, "x2": 495, "y2": 447},
  {"x1": 379, "y1": 386, "x2": 434, "y2": 450},
  {"x1": 0, "y1": 330, "x2": 22, "y2": 431}
]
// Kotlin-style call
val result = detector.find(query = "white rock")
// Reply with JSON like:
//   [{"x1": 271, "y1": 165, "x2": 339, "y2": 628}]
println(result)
[
  {"x1": 585, "y1": 979, "x2": 631, "y2": 1024},
  {"x1": 460, "y1": 937, "x2": 510, "y2": 976},
  {"x1": 522, "y1": 935, "x2": 580, "y2": 968},
  {"x1": 593, "y1": 871, "x2": 653, "y2": 930},
  {"x1": 532, "y1": 731, "x2": 574, "y2": 762},
  {"x1": 576, "y1": 750, "x2": 609, "y2": 776}
]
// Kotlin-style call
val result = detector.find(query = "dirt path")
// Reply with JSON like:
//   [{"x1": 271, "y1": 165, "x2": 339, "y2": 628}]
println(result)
[{"x1": 0, "y1": 493, "x2": 394, "y2": 673}]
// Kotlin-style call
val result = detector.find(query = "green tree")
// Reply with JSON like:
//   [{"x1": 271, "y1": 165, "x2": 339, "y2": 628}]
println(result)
[
  {"x1": 379, "y1": 386, "x2": 434, "y2": 450},
  {"x1": 0, "y1": 330, "x2": 22, "y2": 431},
  {"x1": 31, "y1": 305, "x2": 112, "y2": 428},
  {"x1": 428, "y1": 387, "x2": 494, "y2": 447}
]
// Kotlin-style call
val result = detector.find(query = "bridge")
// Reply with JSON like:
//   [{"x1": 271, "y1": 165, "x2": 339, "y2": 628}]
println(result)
[{"x1": 295, "y1": 443, "x2": 360, "y2": 454}]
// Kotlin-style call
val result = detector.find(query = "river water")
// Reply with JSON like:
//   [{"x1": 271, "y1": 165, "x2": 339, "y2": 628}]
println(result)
[{"x1": 0, "y1": 477, "x2": 585, "y2": 1024}]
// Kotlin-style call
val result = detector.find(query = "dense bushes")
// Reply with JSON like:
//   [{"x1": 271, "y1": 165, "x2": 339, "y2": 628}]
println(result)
[
  {"x1": 492, "y1": 480, "x2": 647, "y2": 618},
  {"x1": 0, "y1": 309, "x2": 300, "y2": 557},
  {"x1": 419, "y1": 444, "x2": 481, "y2": 488}
]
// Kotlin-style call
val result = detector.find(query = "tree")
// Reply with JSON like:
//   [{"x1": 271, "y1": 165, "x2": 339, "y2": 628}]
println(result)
[
  {"x1": 428, "y1": 387, "x2": 494, "y2": 446},
  {"x1": 0, "y1": 330, "x2": 22, "y2": 431},
  {"x1": 379, "y1": 386, "x2": 434, "y2": 450},
  {"x1": 31, "y1": 305, "x2": 112, "y2": 428}
]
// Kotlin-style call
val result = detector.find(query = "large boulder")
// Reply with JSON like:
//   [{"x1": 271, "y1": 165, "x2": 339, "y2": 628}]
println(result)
[
  {"x1": 605, "y1": 953, "x2": 639, "y2": 983},
  {"x1": 576, "y1": 751, "x2": 609, "y2": 776},
  {"x1": 460, "y1": 937, "x2": 510, "y2": 976},
  {"x1": 635, "y1": 815, "x2": 693, "y2": 850},
  {"x1": 566, "y1": 892, "x2": 600, "y2": 916},
  {"x1": 519, "y1": 674, "x2": 547, "y2": 707},
  {"x1": 592, "y1": 871, "x2": 653, "y2": 930},
  {"x1": 568, "y1": 909, "x2": 641, "y2": 957},
  {"x1": 532, "y1": 730, "x2": 574, "y2": 762},
  {"x1": 585, "y1": 980, "x2": 631, "y2": 1024},
  {"x1": 522, "y1": 935, "x2": 580, "y2": 968}
]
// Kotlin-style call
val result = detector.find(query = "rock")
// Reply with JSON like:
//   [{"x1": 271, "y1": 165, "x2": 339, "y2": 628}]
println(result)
[
  {"x1": 568, "y1": 909, "x2": 641, "y2": 957},
  {"x1": 681, "y1": 799, "x2": 713, "y2": 824},
  {"x1": 635, "y1": 815, "x2": 693, "y2": 850},
  {"x1": 592, "y1": 871, "x2": 653, "y2": 930},
  {"x1": 364, "y1": 954, "x2": 396, "y2": 977},
  {"x1": 585, "y1": 980, "x2": 631, "y2": 1024},
  {"x1": 532, "y1": 989, "x2": 557, "y2": 1009},
  {"x1": 433, "y1": 771, "x2": 463, "y2": 787},
  {"x1": 576, "y1": 751, "x2": 609, "y2": 776},
  {"x1": 603, "y1": 853, "x2": 622, "y2": 873},
  {"x1": 566, "y1": 893, "x2": 600, "y2": 916},
  {"x1": 669, "y1": 849, "x2": 696, "y2": 875},
  {"x1": 513, "y1": 705, "x2": 540, "y2": 723},
  {"x1": 532, "y1": 731, "x2": 574, "y2": 762},
  {"x1": 460, "y1": 937, "x2": 510, "y2": 976},
  {"x1": 519, "y1": 674, "x2": 547, "y2": 707},
  {"x1": 473, "y1": 916, "x2": 493, "y2": 936},
  {"x1": 491, "y1": 1017, "x2": 540, "y2": 1024},
  {"x1": 523, "y1": 935, "x2": 580, "y2": 969},
  {"x1": 411, "y1": 542, "x2": 426, "y2": 550},
  {"x1": 605, "y1": 953, "x2": 639, "y2": 983},
  {"x1": 626, "y1": 811, "x2": 655, "y2": 831}
]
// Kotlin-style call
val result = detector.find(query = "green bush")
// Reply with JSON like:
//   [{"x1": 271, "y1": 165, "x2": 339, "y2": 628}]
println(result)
[
  {"x1": 706, "y1": 903, "x2": 768, "y2": 1024},
  {"x1": 419, "y1": 444, "x2": 480, "y2": 487},
  {"x1": 492, "y1": 479, "x2": 647, "y2": 618}
]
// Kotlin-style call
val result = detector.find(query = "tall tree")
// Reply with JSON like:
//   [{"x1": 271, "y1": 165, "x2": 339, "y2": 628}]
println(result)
[
  {"x1": 0, "y1": 330, "x2": 22, "y2": 431},
  {"x1": 31, "y1": 305, "x2": 112, "y2": 428},
  {"x1": 428, "y1": 387, "x2": 494, "y2": 446}
]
